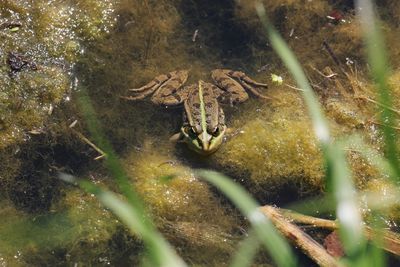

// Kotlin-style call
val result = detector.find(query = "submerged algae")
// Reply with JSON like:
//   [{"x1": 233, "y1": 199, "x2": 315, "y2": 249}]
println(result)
[
  {"x1": 0, "y1": 0, "x2": 124, "y2": 265},
  {"x1": 0, "y1": 188, "x2": 130, "y2": 266},
  {"x1": 123, "y1": 147, "x2": 241, "y2": 264},
  {"x1": 0, "y1": 0, "x2": 117, "y2": 149},
  {"x1": 214, "y1": 87, "x2": 325, "y2": 201}
]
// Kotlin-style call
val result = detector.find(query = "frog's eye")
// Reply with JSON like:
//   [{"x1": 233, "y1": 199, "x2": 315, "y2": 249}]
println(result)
[
  {"x1": 188, "y1": 127, "x2": 197, "y2": 137},
  {"x1": 212, "y1": 126, "x2": 222, "y2": 137}
]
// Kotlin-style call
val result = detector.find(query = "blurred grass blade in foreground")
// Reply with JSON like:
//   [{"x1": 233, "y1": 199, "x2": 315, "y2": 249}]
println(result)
[
  {"x1": 255, "y1": 2, "x2": 366, "y2": 264},
  {"x1": 197, "y1": 170, "x2": 296, "y2": 267},
  {"x1": 355, "y1": 0, "x2": 400, "y2": 181},
  {"x1": 230, "y1": 229, "x2": 260, "y2": 267},
  {"x1": 79, "y1": 180, "x2": 187, "y2": 267},
  {"x1": 74, "y1": 87, "x2": 187, "y2": 267}
]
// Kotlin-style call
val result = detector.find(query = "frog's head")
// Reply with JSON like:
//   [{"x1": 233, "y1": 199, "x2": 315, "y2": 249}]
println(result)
[{"x1": 181, "y1": 125, "x2": 226, "y2": 155}]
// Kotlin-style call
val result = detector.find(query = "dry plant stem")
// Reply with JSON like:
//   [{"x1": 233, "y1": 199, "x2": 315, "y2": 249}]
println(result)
[
  {"x1": 285, "y1": 83, "x2": 304, "y2": 91},
  {"x1": 70, "y1": 128, "x2": 106, "y2": 160},
  {"x1": 281, "y1": 208, "x2": 338, "y2": 229},
  {"x1": 259, "y1": 206, "x2": 343, "y2": 267},
  {"x1": 356, "y1": 95, "x2": 400, "y2": 116},
  {"x1": 280, "y1": 208, "x2": 400, "y2": 256},
  {"x1": 322, "y1": 41, "x2": 343, "y2": 70},
  {"x1": 367, "y1": 120, "x2": 400, "y2": 131},
  {"x1": 324, "y1": 66, "x2": 352, "y2": 98},
  {"x1": 373, "y1": 229, "x2": 400, "y2": 256},
  {"x1": 322, "y1": 41, "x2": 364, "y2": 96}
]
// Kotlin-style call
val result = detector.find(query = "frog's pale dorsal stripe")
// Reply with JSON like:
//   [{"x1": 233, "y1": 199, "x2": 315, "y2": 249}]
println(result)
[{"x1": 198, "y1": 80, "x2": 208, "y2": 135}]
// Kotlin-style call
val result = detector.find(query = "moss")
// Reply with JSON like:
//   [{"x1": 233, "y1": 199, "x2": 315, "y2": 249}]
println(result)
[
  {"x1": 216, "y1": 118, "x2": 324, "y2": 200},
  {"x1": 204, "y1": 86, "x2": 321, "y2": 202},
  {"x1": 123, "y1": 148, "x2": 240, "y2": 264},
  {"x1": 0, "y1": 188, "x2": 131, "y2": 266},
  {"x1": 124, "y1": 146, "x2": 237, "y2": 223},
  {"x1": 0, "y1": 0, "x2": 117, "y2": 149},
  {"x1": 326, "y1": 99, "x2": 365, "y2": 129},
  {"x1": 32, "y1": 0, "x2": 117, "y2": 57},
  {"x1": 364, "y1": 179, "x2": 400, "y2": 227},
  {"x1": 346, "y1": 150, "x2": 386, "y2": 189}
]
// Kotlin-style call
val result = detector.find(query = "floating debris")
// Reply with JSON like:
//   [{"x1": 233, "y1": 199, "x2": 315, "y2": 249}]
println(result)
[{"x1": 271, "y1": 73, "x2": 283, "y2": 85}]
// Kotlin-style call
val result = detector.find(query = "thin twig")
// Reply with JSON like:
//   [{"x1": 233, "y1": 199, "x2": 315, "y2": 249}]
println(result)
[
  {"x1": 367, "y1": 120, "x2": 400, "y2": 131},
  {"x1": 281, "y1": 208, "x2": 338, "y2": 229},
  {"x1": 70, "y1": 128, "x2": 106, "y2": 160},
  {"x1": 310, "y1": 65, "x2": 338, "y2": 79},
  {"x1": 356, "y1": 95, "x2": 400, "y2": 116},
  {"x1": 285, "y1": 83, "x2": 304, "y2": 91},
  {"x1": 322, "y1": 41, "x2": 342, "y2": 68}
]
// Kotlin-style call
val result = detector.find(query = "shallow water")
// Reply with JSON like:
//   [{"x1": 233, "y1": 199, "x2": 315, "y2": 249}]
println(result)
[{"x1": 1, "y1": 0, "x2": 400, "y2": 266}]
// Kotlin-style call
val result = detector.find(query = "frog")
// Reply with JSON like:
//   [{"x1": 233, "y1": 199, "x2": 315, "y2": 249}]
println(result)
[{"x1": 121, "y1": 69, "x2": 269, "y2": 155}]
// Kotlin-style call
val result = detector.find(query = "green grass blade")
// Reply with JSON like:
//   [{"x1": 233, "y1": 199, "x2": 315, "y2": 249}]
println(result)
[
  {"x1": 325, "y1": 144, "x2": 366, "y2": 257},
  {"x1": 355, "y1": 0, "x2": 400, "y2": 181},
  {"x1": 197, "y1": 170, "x2": 296, "y2": 267},
  {"x1": 230, "y1": 230, "x2": 260, "y2": 267},
  {"x1": 62, "y1": 176, "x2": 187, "y2": 267},
  {"x1": 255, "y1": 3, "x2": 329, "y2": 147},
  {"x1": 354, "y1": 1, "x2": 398, "y2": 264},
  {"x1": 74, "y1": 87, "x2": 187, "y2": 266},
  {"x1": 255, "y1": 2, "x2": 366, "y2": 264}
]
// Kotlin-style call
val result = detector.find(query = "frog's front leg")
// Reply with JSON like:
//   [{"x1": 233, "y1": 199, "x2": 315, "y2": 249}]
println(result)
[
  {"x1": 169, "y1": 109, "x2": 189, "y2": 143},
  {"x1": 169, "y1": 131, "x2": 183, "y2": 142}
]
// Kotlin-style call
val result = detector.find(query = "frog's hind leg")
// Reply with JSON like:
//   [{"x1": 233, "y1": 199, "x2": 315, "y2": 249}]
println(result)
[
  {"x1": 121, "y1": 74, "x2": 171, "y2": 100},
  {"x1": 239, "y1": 80, "x2": 271, "y2": 100},
  {"x1": 151, "y1": 82, "x2": 190, "y2": 106},
  {"x1": 228, "y1": 70, "x2": 271, "y2": 100},
  {"x1": 128, "y1": 73, "x2": 171, "y2": 92},
  {"x1": 236, "y1": 71, "x2": 268, "y2": 88}
]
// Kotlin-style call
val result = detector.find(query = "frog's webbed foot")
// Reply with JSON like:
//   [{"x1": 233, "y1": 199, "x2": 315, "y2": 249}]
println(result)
[{"x1": 240, "y1": 82, "x2": 271, "y2": 100}]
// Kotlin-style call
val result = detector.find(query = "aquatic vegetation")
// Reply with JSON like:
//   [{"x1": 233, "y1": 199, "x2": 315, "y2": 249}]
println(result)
[
  {"x1": 123, "y1": 149, "x2": 240, "y2": 263},
  {"x1": 0, "y1": 0, "x2": 117, "y2": 148},
  {"x1": 0, "y1": 189, "x2": 124, "y2": 266},
  {"x1": 1, "y1": 0, "x2": 400, "y2": 266},
  {"x1": 215, "y1": 89, "x2": 325, "y2": 200}
]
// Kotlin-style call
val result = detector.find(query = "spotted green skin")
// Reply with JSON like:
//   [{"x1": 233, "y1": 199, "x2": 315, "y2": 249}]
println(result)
[{"x1": 180, "y1": 80, "x2": 226, "y2": 155}]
